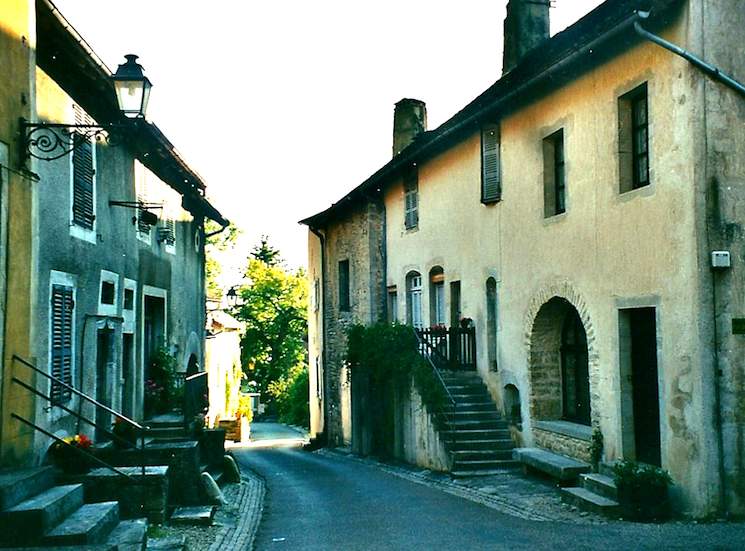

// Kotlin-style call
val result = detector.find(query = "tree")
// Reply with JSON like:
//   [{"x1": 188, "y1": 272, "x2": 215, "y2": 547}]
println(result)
[
  {"x1": 204, "y1": 220, "x2": 241, "y2": 298},
  {"x1": 234, "y1": 240, "x2": 308, "y2": 424}
]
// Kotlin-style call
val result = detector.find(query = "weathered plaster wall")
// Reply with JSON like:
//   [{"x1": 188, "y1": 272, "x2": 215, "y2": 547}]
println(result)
[
  {"x1": 0, "y1": 0, "x2": 37, "y2": 467},
  {"x1": 307, "y1": 232, "x2": 324, "y2": 438},
  {"x1": 396, "y1": 384, "x2": 451, "y2": 472},
  {"x1": 384, "y1": 5, "x2": 719, "y2": 515}
]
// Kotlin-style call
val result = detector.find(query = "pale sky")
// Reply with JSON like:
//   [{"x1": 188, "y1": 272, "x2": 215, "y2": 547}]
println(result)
[{"x1": 53, "y1": 0, "x2": 605, "y2": 276}]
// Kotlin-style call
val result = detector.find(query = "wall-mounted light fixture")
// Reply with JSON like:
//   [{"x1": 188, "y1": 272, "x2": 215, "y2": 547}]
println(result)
[
  {"x1": 20, "y1": 55, "x2": 152, "y2": 163},
  {"x1": 108, "y1": 200, "x2": 162, "y2": 226}
]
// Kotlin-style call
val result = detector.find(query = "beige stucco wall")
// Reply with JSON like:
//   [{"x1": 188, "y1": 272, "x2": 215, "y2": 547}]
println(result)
[
  {"x1": 307, "y1": 232, "x2": 324, "y2": 438},
  {"x1": 384, "y1": 6, "x2": 722, "y2": 515}
]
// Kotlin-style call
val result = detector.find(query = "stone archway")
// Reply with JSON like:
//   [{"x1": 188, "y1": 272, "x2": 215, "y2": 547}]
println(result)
[{"x1": 525, "y1": 286, "x2": 597, "y2": 425}]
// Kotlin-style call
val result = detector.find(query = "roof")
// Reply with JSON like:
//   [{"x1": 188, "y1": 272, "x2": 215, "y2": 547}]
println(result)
[
  {"x1": 299, "y1": 0, "x2": 684, "y2": 228},
  {"x1": 37, "y1": 0, "x2": 228, "y2": 227}
]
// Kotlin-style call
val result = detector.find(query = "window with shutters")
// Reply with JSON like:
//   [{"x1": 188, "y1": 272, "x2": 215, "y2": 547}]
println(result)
[
  {"x1": 159, "y1": 218, "x2": 176, "y2": 254},
  {"x1": 50, "y1": 282, "x2": 75, "y2": 403},
  {"x1": 406, "y1": 271, "x2": 423, "y2": 329},
  {"x1": 481, "y1": 124, "x2": 501, "y2": 204},
  {"x1": 69, "y1": 106, "x2": 96, "y2": 242},
  {"x1": 543, "y1": 129, "x2": 566, "y2": 217},
  {"x1": 618, "y1": 83, "x2": 650, "y2": 193},
  {"x1": 403, "y1": 167, "x2": 418, "y2": 230}
]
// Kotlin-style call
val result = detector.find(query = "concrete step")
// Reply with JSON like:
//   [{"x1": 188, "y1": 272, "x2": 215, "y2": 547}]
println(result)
[
  {"x1": 513, "y1": 448, "x2": 591, "y2": 483},
  {"x1": 146, "y1": 427, "x2": 186, "y2": 439},
  {"x1": 446, "y1": 438, "x2": 514, "y2": 452},
  {"x1": 453, "y1": 402, "x2": 498, "y2": 412},
  {"x1": 170, "y1": 505, "x2": 215, "y2": 526},
  {"x1": 447, "y1": 419, "x2": 507, "y2": 430},
  {"x1": 107, "y1": 518, "x2": 148, "y2": 551},
  {"x1": 450, "y1": 394, "x2": 492, "y2": 404},
  {"x1": 452, "y1": 458, "x2": 517, "y2": 470},
  {"x1": 0, "y1": 467, "x2": 56, "y2": 511},
  {"x1": 560, "y1": 487, "x2": 620, "y2": 517},
  {"x1": 452, "y1": 449, "x2": 514, "y2": 462},
  {"x1": 580, "y1": 473, "x2": 617, "y2": 500},
  {"x1": 441, "y1": 428, "x2": 511, "y2": 441},
  {"x1": 443, "y1": 411, "x2": 502, "y2": 421},
  {"x1": 43, "y1": 501, "x2": 120, "y2": 546},
  {"x1": 443, "y1": 383, "x2": 487, "y2": 392},
  {"x1": 0, "y1": 484, "x2": 85, "y2": 544}
]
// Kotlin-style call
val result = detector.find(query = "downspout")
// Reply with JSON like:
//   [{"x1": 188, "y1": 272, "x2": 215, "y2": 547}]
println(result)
[
  {"x1": 634, "y1": 11, "x2": 745, "y2": 98},
  {"x1": 634, "y1": 7, "x2": 739, "y2": 516},
  {"x1": 204, "y1": 221, "x2": 229, "y2": 239},
  {"x1": 309, "y1": 226, "x2": 328, "y2": 444}
]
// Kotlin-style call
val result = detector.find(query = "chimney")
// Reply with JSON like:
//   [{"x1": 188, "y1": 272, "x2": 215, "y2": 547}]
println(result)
[
  {"x1": 502, "y1": 0, "x2": 550, "y2": 74},
  {"x1": 392, "y1": 98, "x2": 427, "y2": 157}
]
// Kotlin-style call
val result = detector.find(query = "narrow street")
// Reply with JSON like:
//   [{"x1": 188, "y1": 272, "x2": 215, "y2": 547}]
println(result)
[{"x1": 234, "y1": 424, "x2": 745, "y2": 551}]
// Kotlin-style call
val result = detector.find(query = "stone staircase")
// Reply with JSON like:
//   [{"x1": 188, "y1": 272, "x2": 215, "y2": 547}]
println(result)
[
  {"x1": 437, "y1": 371, "x2": 518, "y2": 476},
  {"x1": 0, "y1": 467, "x2": 147, "y2": 550},
  {"x1": 560, "y1": 464, "x2": 620, "y2": 517}
]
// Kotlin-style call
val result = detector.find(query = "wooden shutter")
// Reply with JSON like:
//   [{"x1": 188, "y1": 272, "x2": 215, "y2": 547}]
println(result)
[
  {"x1": 50, "y1": 284, "x2": 74, "y2": 402},
  {"x1": 404, "y1": 168, "x2": 419, "y2": 229},
  {"x1": 72, "y1": 136, "x2": 95, "y2": 229},
  {"x1": 481, "y1": 124, "x2": 501, "y2": 204}
]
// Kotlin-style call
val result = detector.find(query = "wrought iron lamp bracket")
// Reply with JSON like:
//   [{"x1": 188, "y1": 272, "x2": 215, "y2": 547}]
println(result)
[{"x1": 20, "y1": 118, "x2": 130, "y2": 163}]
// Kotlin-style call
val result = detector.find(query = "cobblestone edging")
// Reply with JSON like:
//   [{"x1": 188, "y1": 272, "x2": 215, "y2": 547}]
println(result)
[
  {"x1": 208, "y1": 470, "x2": 266, "y2": 551},
  {"x1": 316, "y1": 449, "x2": 553, "y2": 522}
]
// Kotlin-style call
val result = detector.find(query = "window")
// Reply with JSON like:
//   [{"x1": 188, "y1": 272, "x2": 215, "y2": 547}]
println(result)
[
  {"x1": 406, "y1": 272, "x2": 423, "y2": 329},
  {"x1": 122, "y1": 279, "x2": 137, "y2": 335},
  {"x1": 70, "y1": 106, "x2": 96, "y2": 241},
  {"x1": 159, "y1": 217, "x2": 176, "y2": 254},
  {"x1": 124, "y1": 288, "x2": 135, "y2": 310},
  {"x1": 619, "y1": 83, "x2": 649, "y2": 192},
  {"x1": 481, "y1": 124, "x2": 501, "y2": 203},
  {"x1": 429, "y1": 267, "x2": 445, "y2": 326},
  {"x1": 543, "y1": 129, "x2": 565, "y2": 217},
  {"x1": 101, "y1": 281, "x2": 116, "y2": 305},
  {"x1": 403, "y1": 167, "x2": 418, "y2": 230},
  {"x1": 486, "y1": 277, "x2": 498, "y2": 370},
  {"x1": 312, "y1": 278, "x2": 320, "y2": 313},
  {"x1": 50, "y1": 283, "x2": 74, "y2": 403},
  {"x1": 338, "y1": 260, "x2": 350, "y2": 311},
  {"x1": 387, "y1": 286, "x2": 398, "y2": 323}
]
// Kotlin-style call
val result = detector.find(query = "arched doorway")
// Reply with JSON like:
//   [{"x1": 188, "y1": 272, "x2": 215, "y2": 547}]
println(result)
[{"x1": 528, "y1": 297, "x2": 591, "y2": 425}]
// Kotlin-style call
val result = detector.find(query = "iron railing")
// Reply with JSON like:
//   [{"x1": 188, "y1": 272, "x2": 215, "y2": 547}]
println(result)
[
  {"x1": 413, "y1": 329, "x2": 457, "y2": 433},
  {"x1": 416, "y1": 326, "x2": 477, "y2": 371},
  {"x1": 11, "y1": 355, "x2": 149, "y2": 512}
]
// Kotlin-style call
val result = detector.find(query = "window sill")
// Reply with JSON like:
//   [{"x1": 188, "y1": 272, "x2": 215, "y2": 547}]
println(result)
[
  {"x1": 618, "y1": 182, "x2": 654, "y2": 202},
  {"x1": 542, "y1": 211, "x2": 567, "y2": 226},
  {"x1": 534, "y1": 420, "x2": 592, "y2": 441},
  {"x1": 70, "y1": 224, "x2": 96, "y2": 244}
]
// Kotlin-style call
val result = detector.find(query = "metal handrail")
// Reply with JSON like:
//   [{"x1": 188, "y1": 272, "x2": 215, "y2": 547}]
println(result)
[
  {"x1": 12, "y1": 414, "x2": 134, "y2": 480},
  {"x1": 413, "y1": 329, "x2": 457, "y2": 433},
  {"x1": 13, "y1": 354, "x2": 144, "y2": 430}
]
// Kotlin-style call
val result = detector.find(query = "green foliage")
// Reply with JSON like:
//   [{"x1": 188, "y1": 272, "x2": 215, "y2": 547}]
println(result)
[
  {"x1": 204, "y1": 220, "x2": 241, "y2": 298},
  {"x1": 145, "y1": 344, "x2": 180, "y2": 415},
  {"x1": 613, "y1": 460, "x2": 674, "y2": 521},
  {"x1": 346, "y1": 322, "x2": 447, "y2": 443},
  {"x1": 613, "y1": 460, "x2": 673, "y2": 490},
  {"x1": 237, "y1": 393, "x2": 254, "y2": 423},
  {"x1": 268, "y1": 365, "x2": 309, "y2": 428},
  {"x1": 234, "y1": 237, "x2": 308, "y2": 416},
  {"x1": 251, "y1": 235, "x2": 282, "y2": 266}
]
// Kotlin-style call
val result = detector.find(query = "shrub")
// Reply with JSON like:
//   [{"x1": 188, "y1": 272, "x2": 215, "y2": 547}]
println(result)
[{"x1": 613, "y1": 460, "x2": 673, "y2": 521}]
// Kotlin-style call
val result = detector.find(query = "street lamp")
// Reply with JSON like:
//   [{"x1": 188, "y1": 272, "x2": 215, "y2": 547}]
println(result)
[
  {"x1": 20, "y1": 54, "x2": 153, "y2": 163},
  {"x1": 226, "y1": 287, "x2": 239, "y2": 308},
  {"x1": 112, "y1": 55, "x2": 153, "y2": 119}
]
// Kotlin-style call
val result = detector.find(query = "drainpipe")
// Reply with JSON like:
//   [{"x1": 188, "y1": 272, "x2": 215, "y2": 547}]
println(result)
[
  {"x1": 634, "y1": 11, "x2": 745, "y2": 98},
  {"x1": 634, "y1": 8, "x2": 740, "y2": 517},
  {"x1": 309, "y1": 226, "x2": 329, "y2": 444}
]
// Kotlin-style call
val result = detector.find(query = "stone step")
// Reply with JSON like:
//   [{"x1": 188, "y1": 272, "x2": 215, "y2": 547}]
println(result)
[
  {"x1": 580, "y1": 473, "x2": 617, "y2": 500},
  {"x1": 446, "y1": 438, "x2": 514, "y2": 451},
  {"x1": 146, "y1": 427, "x2": 186, "y2": 439},
  {"x1": 450, "y1": 394, "x2": 492, "y2": 404},
  {"x1": 447, "y1": 419, "x2": 507, "y2": 430},
  {"x1": 441, "y1": 428, "x2": 511, "y2": 441},
  {"x1": 146, "y1": 534, "x2": 186, "y2": 551},
  {"x1": 106, "y1": 518, "x2": 148, "y2": 551},
  {"x1": 443, "y1": 383, "x2": 487, "y2": 392},
  {"x1": 0, "y1": 484, "x2": 85, "y2": 544},
  {"x1": 0, "y1": 467, "x2": 56, "y2": 511},
  {"x1": 451, "y1": 461, "x2": 520, "y2": 477},
  {"x1": 443, "y1": 411, "x2": 502, "y2": 421},
  {"x1": 43, "y1": 501, "x2": 120, "y2": 547},
  {"x1": 453, "y1": 402, "x2": 498, "y2": 412},
  {"x1": 170, "y1": 505, "x2": 215, "y2": 526},
  {"x1": 452, "y1": 449, "x2": 514, "y2": 462},
  {"x1": 513, "y1": 448, "x2": 591, "y2": 482},
  {"x1": 560, "y1": 487, "x2": 620, "y2": 517},
  {"x1": 452, "y1": 458, "x2": 517, "y2": 470}
]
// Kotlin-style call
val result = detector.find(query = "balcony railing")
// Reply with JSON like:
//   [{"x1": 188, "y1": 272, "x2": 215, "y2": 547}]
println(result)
[{"x1": 416, "y1": 326, "x2": 477, "y2": 371}]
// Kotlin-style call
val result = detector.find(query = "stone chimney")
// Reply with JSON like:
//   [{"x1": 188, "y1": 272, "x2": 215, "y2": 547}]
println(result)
[
  {"x1": 392, "y1": 98, "x2": 427, "y2": 157},
  {"x1": 502, "y1": 0, "x2": 550, "y2": 74}
]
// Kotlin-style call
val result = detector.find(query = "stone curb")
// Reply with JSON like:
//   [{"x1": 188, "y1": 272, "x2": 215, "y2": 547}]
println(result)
[
  {"x1": 316, "y1": 448, "x2": 552, "y2": 522},
  {"x1": 207, "y1": 470, "x2": 266, "y2": 551}
]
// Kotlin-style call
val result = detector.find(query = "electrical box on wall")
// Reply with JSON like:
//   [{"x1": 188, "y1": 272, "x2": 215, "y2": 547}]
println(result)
[{"x1": 711, "y1": 251, "x2": 731, "y2": 269}]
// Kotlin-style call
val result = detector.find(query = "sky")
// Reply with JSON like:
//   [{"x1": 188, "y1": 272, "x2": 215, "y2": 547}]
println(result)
[{"x1": 53, "y1": 0, "x2": 605, "y2": 276}]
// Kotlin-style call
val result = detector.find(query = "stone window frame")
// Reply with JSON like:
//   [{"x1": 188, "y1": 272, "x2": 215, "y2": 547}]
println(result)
[
  {"x1": 543, "y1": 128, "x2": 566, "y2": 218},
  {"x1": 618, "y1": 82, "x2": 651, "y2": 194}
]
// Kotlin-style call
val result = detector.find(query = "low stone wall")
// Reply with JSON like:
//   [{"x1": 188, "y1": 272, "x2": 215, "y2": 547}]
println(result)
[
  {"x1": 84, "y1": 466, "x2": 169, "y2": 523},
  {"x1": 533, "y1": 427, "x2": 592, "y2": 463},
  {"x1": 396, "y1": 384, "x2": 451, "y2": 472}
]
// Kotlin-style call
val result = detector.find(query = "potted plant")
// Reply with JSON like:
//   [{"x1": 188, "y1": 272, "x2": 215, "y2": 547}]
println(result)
[
  {"x1": 613, "y1": 460, "x2": 673, "y2": 522},
  {"x1": 49, "y1": 434, "x2": 93, "y2": 474},
  {"x1": 112, "y1": 417, "x2": 138, "y2": 449}
]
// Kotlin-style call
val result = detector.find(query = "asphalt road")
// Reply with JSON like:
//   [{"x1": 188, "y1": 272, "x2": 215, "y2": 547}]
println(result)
[{"x1": 234, "y1": 425, "x2": 745, "y2": 551}]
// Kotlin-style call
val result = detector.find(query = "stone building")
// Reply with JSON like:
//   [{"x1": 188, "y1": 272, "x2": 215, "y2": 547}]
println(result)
[
  {"x1": 0, "y1": 0, "x2": 228, "y2": 467},
  {"x1": 302, "y1": 0, "x2": 745, "y2": 517}
]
